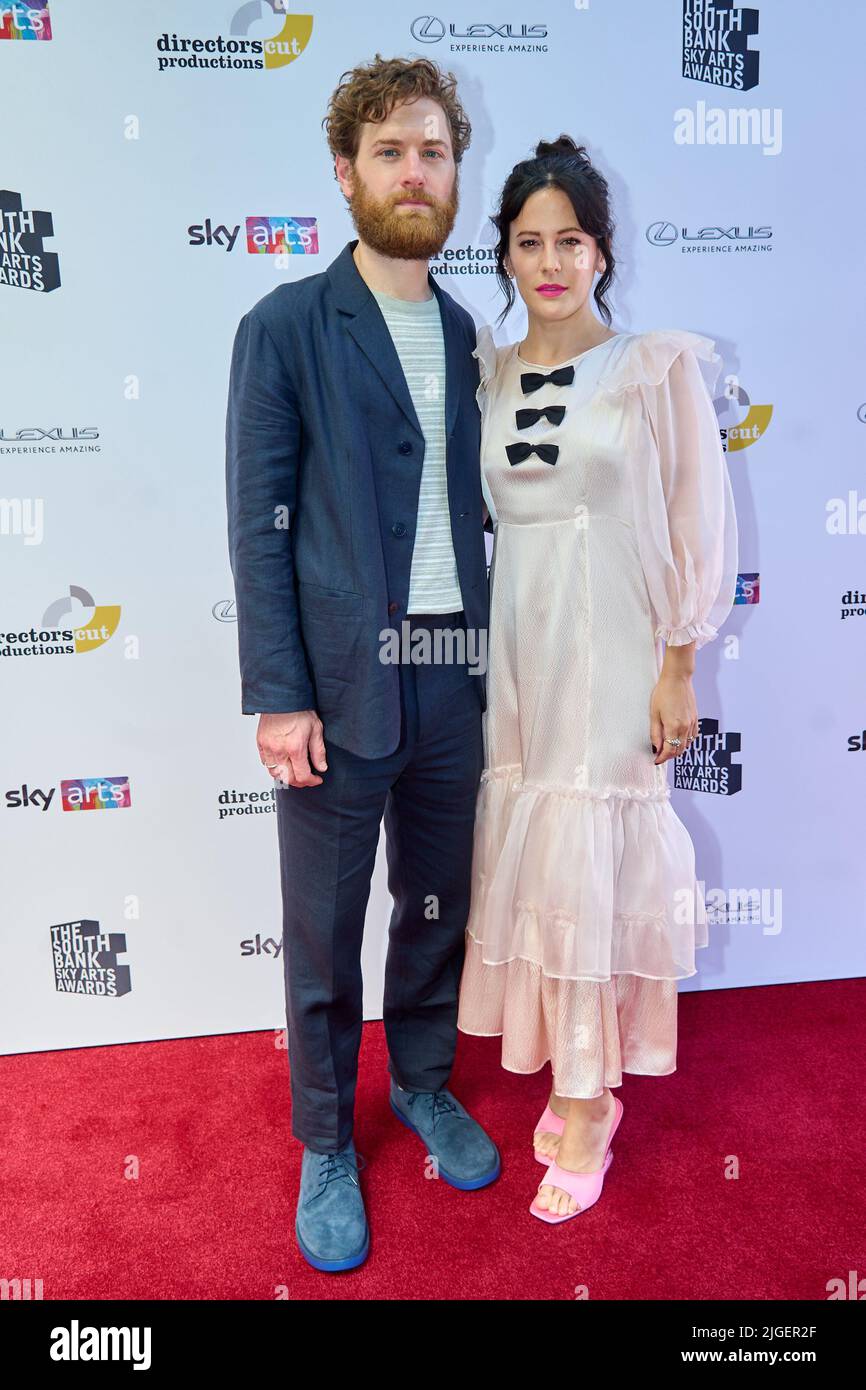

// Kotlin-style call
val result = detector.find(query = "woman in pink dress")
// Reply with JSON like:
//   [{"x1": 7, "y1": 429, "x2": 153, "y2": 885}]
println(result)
[{"x1": 457, "y1": 136, "x2": 738, "y2": 1223}]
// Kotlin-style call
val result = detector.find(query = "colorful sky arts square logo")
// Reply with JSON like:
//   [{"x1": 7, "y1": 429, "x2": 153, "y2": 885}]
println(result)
[
  {"x1": 735, "y1": 573, "x2": 759, "y2": 605},
  {"x1": 61, "y1": 777, "x2": 132, "y2": 811},
  {"x1": 246, "y1": 216, "x2": 318, "y2": 254},
  {"x1": 0, "y1": 3, "x2": 52, "y2": 39}
]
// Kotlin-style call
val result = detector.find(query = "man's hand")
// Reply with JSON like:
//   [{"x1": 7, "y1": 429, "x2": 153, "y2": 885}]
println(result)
[{"x1": 258, "y1": 710, "x2": 328, "y2": 788}]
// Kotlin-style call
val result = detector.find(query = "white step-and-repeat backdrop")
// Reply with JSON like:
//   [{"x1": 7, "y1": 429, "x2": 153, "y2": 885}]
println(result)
[{"x1": 2, "y1": 1, "x2": 863, "y2": 1054}]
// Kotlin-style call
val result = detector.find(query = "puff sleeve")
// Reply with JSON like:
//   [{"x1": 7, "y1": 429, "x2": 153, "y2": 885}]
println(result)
[{"x1": 602, "y1": 330, "x2": 739, "y2": 650}]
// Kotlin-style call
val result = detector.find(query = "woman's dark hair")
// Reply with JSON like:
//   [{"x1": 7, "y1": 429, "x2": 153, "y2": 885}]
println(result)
[{"x1": 490, "y1": 135, "x2": 615, "y2": 328}]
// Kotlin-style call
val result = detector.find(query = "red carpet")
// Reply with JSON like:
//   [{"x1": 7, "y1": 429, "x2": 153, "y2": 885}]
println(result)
[{"x1": 2, "y1": 978, "x2": 862, "y2": 1300}]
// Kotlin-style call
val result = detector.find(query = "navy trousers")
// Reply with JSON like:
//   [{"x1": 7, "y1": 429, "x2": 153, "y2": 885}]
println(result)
[{"x1": 274, "y1": 611, "x2": 484, "y2": 1153}]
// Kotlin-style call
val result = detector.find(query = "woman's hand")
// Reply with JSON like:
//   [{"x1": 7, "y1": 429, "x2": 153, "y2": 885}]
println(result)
[{"x1": 650, "y1": 671, "x2": 699, "y2": 765}]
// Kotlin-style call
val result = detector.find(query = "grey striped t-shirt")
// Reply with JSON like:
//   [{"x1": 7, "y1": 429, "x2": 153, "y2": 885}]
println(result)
[{"x1": 370, "y1": 288, "x2": 463, "y2": 613}]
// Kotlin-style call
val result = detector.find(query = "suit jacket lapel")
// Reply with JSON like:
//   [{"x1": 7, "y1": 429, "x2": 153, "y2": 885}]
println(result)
[
  {"x1": 429, "y1": 272, "x2": 462, "y2": 441},
  {"x1": 328, "y1": 240, "x2": 463, "y2": 440},
  {"x1": 327, "y1": 240, "x2": 418, "y2": 434}
]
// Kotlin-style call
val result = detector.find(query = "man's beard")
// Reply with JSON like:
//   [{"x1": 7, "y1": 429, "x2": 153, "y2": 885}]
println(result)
[{"x1": 346, "y1": 168, "x2": 458, "y2": 260}]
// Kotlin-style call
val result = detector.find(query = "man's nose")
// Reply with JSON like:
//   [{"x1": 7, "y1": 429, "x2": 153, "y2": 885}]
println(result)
[{"x1": 400, "y1": 150, "x2": 427, "y2": 183}]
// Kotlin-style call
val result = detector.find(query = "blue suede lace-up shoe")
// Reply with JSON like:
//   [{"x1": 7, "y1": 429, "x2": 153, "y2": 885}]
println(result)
[
  {"x1": 295, "y1": 1138, "x2": 369, "y2": 1272},
  {"x1": 389, "y1": 1079, "x2": 501, "y2": 1190}
]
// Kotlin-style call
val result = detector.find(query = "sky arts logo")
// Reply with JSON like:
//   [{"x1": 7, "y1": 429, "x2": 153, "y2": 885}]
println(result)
[
  {"x1": 240, "y1": 933, "x2": 283, "y2": 958},
  {"x1": 735, "y1": 573, "x2": 759, "y2": 606},
  {"x1": 0, "y1": 188, "x2": 60, "y2": 291},
  {"x1": 188, "y1": 216, "x2": 318, "y2": 254},
  {"x1": 51, "y1": 920, "x2": 132, "y2": 998},
  {"x1": 157, "y1": 4, "x2": 313, "y2": 73},
  {"x1": 6, "y1": 778, "x2": 131, "y2": 812},
  {"x1": 0, "y1": 584, "x2": 122, "y2": 658},
  {"x1": 61, "y1": 777, "x2": 132, "y2": 811},
  {"x1": 0, "y1": 3, "x2": 51, "y2": 40}
]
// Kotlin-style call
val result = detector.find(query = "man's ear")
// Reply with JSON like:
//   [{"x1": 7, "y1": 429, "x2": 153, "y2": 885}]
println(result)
[{"x1": 334, "y1": 154, "x2": 354, "y2": 196}]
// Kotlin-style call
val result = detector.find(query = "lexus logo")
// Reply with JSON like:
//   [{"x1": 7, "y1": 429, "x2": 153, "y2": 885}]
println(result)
[
  {"x1": 410, "y1": 15, "x2": 446, "y2": 41},
  {"x1": 212, "y1": 599, "x2": 237, "y2": 622},
  {"x1": 646, "y1": 222, "x2": 679, "y2": 247}
]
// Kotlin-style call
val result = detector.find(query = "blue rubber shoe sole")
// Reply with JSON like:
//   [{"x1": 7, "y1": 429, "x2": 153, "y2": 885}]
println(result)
[
  {"x1": 389, "y1": 1097, "x2": 501, "y2": 1190},
  {"x1": 295, "y1": 1219, "x2": 370, "y2": 1272}
]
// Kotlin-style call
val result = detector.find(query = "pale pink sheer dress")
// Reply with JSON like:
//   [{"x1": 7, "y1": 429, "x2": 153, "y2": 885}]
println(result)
[{"x1": 456, "y1": 327, "x2": 739, "y2": 1097}]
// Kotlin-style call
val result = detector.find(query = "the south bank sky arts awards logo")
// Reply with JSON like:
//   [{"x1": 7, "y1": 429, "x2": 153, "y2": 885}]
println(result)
[
  {"x1": 157, "y1": 1, "x2": 312, "y2": 73},
  {"x1": 0, "y1": 584, "x2": 121, "y2": 658},
  {"x1": 51, "y1": 919, "x2": 131, "y2": 998},
  {"x1": 682, "y1": 0, "x2": 760, "y2": 91},
  {"x1": 0, "y1": 188, "x2": 60, "y2": 292}
]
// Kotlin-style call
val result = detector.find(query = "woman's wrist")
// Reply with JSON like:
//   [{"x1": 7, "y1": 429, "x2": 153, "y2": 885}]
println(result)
[{"x1": 660, "y1": 641, "x2": 696, "y2": 679}]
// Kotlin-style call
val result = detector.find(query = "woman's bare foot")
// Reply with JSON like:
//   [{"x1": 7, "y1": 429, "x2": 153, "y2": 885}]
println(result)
[
  {"x1": 532, "y1": 1089, "x2": 569, "y2": 1162},
  {"x1": 534, "y1": 1089, "x2": 617, "y2": 1216}
]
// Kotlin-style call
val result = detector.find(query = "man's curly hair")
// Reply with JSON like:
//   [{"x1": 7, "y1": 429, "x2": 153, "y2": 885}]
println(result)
[{"x1": 322, "y1": 53, "x2": 472, "y2": 167}]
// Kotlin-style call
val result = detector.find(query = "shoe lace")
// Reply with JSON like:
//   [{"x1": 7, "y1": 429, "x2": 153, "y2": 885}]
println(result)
[
  {"x1": 407, "y1": 1089, "x2": 459, "y2": 1129},
  {"x1": 318, "y1": 1149, "x2": 367, "y2": 1194}
]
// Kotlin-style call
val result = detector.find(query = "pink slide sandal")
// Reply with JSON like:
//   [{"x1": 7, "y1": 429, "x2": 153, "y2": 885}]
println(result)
[
  {"x1": 530, "y1": 1096, "x2": 623, "y2": 1223},
  {"x1": 533, "y1": 1103, "x2": 566, "y2": 1166}
]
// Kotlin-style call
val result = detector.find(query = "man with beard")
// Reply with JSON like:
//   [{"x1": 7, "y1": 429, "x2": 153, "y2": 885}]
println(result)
[{"x1": 225, "y1": 55, "x2": 498, "y2": 1272}]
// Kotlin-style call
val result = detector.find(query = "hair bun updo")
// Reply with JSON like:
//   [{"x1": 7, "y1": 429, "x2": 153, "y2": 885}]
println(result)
[{"x1": 533, "y1": 135, "x2": 590, "y2": 163}]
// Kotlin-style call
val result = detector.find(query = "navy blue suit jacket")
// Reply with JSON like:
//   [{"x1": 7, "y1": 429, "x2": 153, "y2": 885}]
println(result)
[{"x1": 225, "y1": 238, "x2": 489, "y2": 759}]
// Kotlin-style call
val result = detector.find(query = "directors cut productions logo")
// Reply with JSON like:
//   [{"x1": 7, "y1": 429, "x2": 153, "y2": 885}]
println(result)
[
  {"x1": 0, "y1": 584, "x2": 122, "y2": 659},
  {"x1": 682, "y1": 0, "x2": 759, "y2": 90},
  {"x1": 0, "y1": 187, "x2": 60, "y2": 292},
  {"x1": 0, "y1": 3, "x2": 51, "y2": 39},
  {"x1": 51, "y1": 919, "x2": 132, "y2": 998},
  {"x1": 717, "y1": 378, "x2": 773, "y2": 453},
  {"x1": 157, "y1": 2, "x2": 313, "y2": 73}
]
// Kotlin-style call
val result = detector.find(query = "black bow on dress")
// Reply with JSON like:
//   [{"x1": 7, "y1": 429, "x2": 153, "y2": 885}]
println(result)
[
  {"x1": 520, "y1": 365, "x2": 575, "y2": 394},
  {"x1": 515, "y1": 405, "x2": 566, "y2": 429},
  {"x1": 505, "y1": 442, "x2": 559, "y2": 467}
]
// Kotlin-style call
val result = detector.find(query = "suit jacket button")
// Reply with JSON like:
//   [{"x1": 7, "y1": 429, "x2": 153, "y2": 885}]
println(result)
[
  {"x1": 388, "y1": 601, "x2": 399, "y2": 614},
  {"x1": 398, "y1": 440, "x2": 412, "y2": 455},
  {"x1": 392, "y1": 522, "x2": 407, "y2": 537}
]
